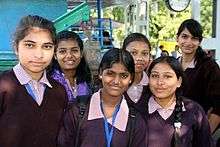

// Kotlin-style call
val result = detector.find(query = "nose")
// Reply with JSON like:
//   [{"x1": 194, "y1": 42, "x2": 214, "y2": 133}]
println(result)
[
  {"x1": 34, "y1": 48, "x2": 43, "y2": 59},
  {"x1": 66, "y1": 50, "x2": 73, "y2": 58},
  {"x1": 157, "y1": 77, "x2": 164, "y2": 85},
  {"x1": 113, "y1": 75, "x2": 121, "y2": 85}
]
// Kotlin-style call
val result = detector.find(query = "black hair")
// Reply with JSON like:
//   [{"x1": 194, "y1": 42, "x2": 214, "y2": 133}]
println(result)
[
  {"x1": 161, "y1": 50, "x2": 169, "y2": 56},
  {"x1": 13, "y1": 15, "x2": 56, "y2": 51},
  {"x1": 49, "y1": 30, "x2": 92, "y2": 84},
  {"x1": 147, "y1": 56, "x2": 185, "y2": 146},
  {"x1": 98, "y1": 48, "x2": 135, "y2": 85},
  {"x1": 177, "y1": 19, "x2": 207, "y2": 65},
  {"x1": 122, "y1": 32, "x2": 151, "y2": 51}
]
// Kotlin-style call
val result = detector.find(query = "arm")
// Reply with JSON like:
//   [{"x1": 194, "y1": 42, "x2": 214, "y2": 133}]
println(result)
[{"x1": 193, "y1": 105, "x2": 214, "y2": 147}]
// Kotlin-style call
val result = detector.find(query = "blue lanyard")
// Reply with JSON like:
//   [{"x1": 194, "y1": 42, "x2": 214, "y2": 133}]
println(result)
[
  {"x1": 100, "y1": 100, "x2": 121, "y2": 147},
  {"x1": 25, "y1": 83, "x2": 37, "y2": 100}
]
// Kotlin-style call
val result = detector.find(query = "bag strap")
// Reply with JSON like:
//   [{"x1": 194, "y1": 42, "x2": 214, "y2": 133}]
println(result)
[
  {"x1": 75, "y1": 95, "x2": 91, "y2": 147},
  {"x1": 128, "y1": 106, "x2": 137, "y2": 147}
]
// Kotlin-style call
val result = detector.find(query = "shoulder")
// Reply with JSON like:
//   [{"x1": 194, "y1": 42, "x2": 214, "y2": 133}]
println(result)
[
  {"x1": 182, "y1": 98, "x2": 206, "y2": 116},
  {"x1": 0, "y1": 70, "x2": 18, "y2": 91}
]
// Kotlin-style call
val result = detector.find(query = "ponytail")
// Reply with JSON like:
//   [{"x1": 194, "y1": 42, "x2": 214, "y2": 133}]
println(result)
[{"x1": 172, "y1": 96, "x2": 183, "y2": 147}]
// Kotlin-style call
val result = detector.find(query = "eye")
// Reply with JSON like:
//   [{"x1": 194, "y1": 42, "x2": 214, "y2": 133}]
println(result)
[
  {"x1": 181, "y1": 34, "x2": 188, "y2": 39},
  {"x1": 164, "y1": 75, "x2": 172, "y2": 79},
  {"x1": 150, "y1": 73, "x2": 159, "y2": 78},
  {"x1": 120, "y1": 73, "x2": 129, "y2": 79},
  {"x1": 192, "y1": 37, "x2": 199, "y2": 41},
  {"x1": 43, "y1": 44, "x2": 54, "y2": 50},
  {"x1": 24, "y1": 43, "x2": 34, "y2": 48},
  {"x1": 57, "y1": 48, "x2": 67, "y2": 54},
  {"x1": 142, "y1": 52, "x2": 149, "y2": 56},
  {"x1": 70, "y1": 49, "x2": 80, "y2": 54},
  {"x1": 105, "y1": 70, "x2": 114, "y2": 76},
  {"x1": 130, "y1": 51, "x2": 137, "y2": 56}
]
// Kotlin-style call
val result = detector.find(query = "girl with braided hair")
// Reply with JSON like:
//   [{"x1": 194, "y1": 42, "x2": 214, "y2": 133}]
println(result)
[{"x1": 145, "y1": 56, "x2": 213, "y2": 146}]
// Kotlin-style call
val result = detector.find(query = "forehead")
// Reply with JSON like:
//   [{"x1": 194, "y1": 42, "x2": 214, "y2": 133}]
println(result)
[
  {"x1": 126, "y1": 41, "x2": 150, "y2": 51},
  {"x1": 103, "y1": 62, "x2": 128, "y2": 73},
  {"x1": 180, "y1": 28, "x2": 193, "y2": 36},
  {"x1": 22, "y1": 27, "x2": 53, "y2": 43},
  {"x1": 151, "y1": 63, "x2": 175, "y2": 74},
  {"x1": 57, "y1": 39, "x2": 79, "y2": 48}
]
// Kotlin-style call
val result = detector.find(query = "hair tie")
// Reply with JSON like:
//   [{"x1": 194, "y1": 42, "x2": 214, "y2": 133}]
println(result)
[{"x1": 174, "y1": 122, "x2": 182, "y2": 129}]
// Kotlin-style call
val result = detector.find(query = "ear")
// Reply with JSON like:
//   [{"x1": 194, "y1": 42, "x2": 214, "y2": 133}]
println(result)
[{"x1": 177, "y1": 77, "x2": 182, "y2": 88}]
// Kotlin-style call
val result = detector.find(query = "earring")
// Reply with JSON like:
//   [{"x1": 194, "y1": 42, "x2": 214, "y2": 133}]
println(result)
[
  {"x1": 129, "y1": 80, "x2": 132, "y2": 84},
  {"x1": 99, "y1": 75, "x2": 102, "y2": 79}
]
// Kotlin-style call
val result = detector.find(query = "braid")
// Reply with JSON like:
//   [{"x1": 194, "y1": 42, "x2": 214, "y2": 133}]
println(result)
[{"x1": 172, "y1": 96, "x2": 183, "y2": 147}]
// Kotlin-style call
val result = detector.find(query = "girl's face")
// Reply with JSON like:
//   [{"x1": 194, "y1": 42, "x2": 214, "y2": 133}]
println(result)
[
  {"x1": 149, "y1": 63, "x2": 182, "y2": 101},
  {"x1": 55, "y1": 39, "x2": 82, "y2": 73},
  {"x1": 100, "y1": 63, "x2": 131, "y2": 99},
  {"x1": 176, "y1": 28, "x2": 201, "y2": 56},
  {"x1": 16, "y1": 27, "x2": 54, "y2": 79},
  {"x1": 126, "y1": 41, "x2": 150, "y2": 73}
]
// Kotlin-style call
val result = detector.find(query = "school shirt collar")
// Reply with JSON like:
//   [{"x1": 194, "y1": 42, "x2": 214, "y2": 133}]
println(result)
[
  {"x1": 88, "y1": 90, "x2": 129, "y2": 132},
  {"x1": 139, "y1": 71, "x2": 149, "y2": 86},
  {"x1": 179, "y1": 57, "x2": 196, "y2": 69},
  {"x1": 13, "y1": 63, "x2": 52, "y2": 88},
  {"x1": 148, "y1": 96, "x2": 186, "y2": 120}
]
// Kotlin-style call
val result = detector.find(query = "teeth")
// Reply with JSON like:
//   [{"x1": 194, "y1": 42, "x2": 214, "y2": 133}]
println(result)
[{"x1": 65, "y1": 61, "x2": 74, "y2": 64}]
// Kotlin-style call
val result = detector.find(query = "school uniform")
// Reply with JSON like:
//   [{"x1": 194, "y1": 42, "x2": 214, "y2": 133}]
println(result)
[
  {"x1": 0, "y1": 64, "x2": 67, "y2": 147},
  {"x1": 179, "y1": 57, "x2": 220, "y2": 115},
  {"x1": 50, "y1": 69, "x2": 92, "y2": 102},
  {"x1": 124, "y1": 72, "x2": 149, "y2": 119},
  {"x1": 58, "y1": 90, "x2": 147, "y2": 147},
  {"x1": 146, "y1": 96, "x2": 213, "y2": 147}
]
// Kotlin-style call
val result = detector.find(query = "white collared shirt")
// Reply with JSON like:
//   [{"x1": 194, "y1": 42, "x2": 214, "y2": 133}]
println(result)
[
  {"x1": 13, "y1": 63, "x2": 52, "y2": 105},
  {"x1": 148, "y1": 96, "x2": 186, "y2": 120},
  {"x1": 88, "y1": 90, "x2": 129, "y2": 131},
  {"x1": 127, "y1": 71, "x2": 149, "y2": 103}
]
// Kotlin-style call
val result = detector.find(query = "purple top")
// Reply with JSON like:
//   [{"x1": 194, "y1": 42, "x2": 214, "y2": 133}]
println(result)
[{"x1": 50, "y1": 69, "x2": 91, "y2": 102}]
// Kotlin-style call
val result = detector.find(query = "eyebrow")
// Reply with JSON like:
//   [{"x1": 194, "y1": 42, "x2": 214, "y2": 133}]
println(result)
[
  {"x1": 23, "y1": 40, "x2": 54, "y2": 45},
  {"x1": 151, "y1": 71, "x2": 174, "y2": 74}
]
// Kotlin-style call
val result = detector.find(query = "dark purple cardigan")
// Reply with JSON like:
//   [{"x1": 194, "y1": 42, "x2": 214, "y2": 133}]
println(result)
[{"x1": 0, "y1": 70, "x2": 67, "y2": 147}]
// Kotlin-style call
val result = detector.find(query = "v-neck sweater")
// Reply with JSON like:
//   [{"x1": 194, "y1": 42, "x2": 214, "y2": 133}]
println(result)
[{"x1": 0, "y1": 70, "x2": 67, "y2": 147}]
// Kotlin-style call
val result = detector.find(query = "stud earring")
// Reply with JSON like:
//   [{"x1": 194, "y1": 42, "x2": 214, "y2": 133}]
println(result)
[{"x1": 99, "y1": 75, "x2": 102, "y2": 79}]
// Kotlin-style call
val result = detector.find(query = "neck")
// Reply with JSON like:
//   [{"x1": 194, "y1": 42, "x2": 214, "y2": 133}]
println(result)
[
  {"x1": 154, "y1": 95, "x2": 176, "y2": 108},
  {"x1": 101, "y1": 89, "x2": 122, "y2": 108},
  {"x1": 181, "y1": 53, "x2": 195, "y2": 63},
  {"x1": 63, "y1": 69, "x2": 76, "y2": 86},
  {"x1": 133, "y1": 72, "x2": 143, "y2": 85},
  {"x1": 22, "y1": 64, "x2": 43, "y2": 81}
]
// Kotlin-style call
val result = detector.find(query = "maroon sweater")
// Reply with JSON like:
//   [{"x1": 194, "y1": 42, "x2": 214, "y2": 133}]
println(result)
[
  {"x1": 0, "y1": 70, "x2": 67, "y2": 147},
  {"x1": 58, "y1": 99, "x2": 147, "y2": 147}
]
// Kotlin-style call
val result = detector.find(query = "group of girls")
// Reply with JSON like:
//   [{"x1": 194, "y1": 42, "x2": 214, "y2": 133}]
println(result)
[{"x1": 0, "y1": 14, "x2": 219, "y2": 147}]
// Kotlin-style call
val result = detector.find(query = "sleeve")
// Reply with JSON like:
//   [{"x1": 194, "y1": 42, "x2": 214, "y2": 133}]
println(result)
[
  {"x1": 192, "y1": 104, "x2": 214, "y2": 147},
  {"x1": 58, "y1": 104, "x2": 78, "y2": 147},
  {"x1": 131, "y1": 114, "x2": 147, "y2": 147},
  {"x1": 205, "y1": 60, "x2": 220, "y2": 115}
]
